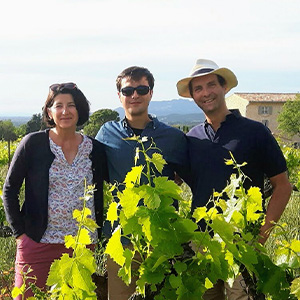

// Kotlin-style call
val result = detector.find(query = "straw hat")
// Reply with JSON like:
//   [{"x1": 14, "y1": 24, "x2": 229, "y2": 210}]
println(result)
[{"x1": 176, "y1": 59, "x2": 238, "y2": 98}]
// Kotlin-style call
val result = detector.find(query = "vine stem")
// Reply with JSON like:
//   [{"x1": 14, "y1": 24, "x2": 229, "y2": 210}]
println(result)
[{"x1": 73, "y1": 178, "x2": 88, "y2": 257}]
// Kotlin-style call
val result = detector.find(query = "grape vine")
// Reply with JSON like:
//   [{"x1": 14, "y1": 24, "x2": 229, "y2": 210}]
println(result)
[
  {"x1": 105, "y1": 136, "x2": 299, "y2": 300},
  {"x1": 12, "y1": 181, "x2": 99, "y2": 300},
  {"x1": 7, "y1": 136, "x2": 300, "y2": 299}
]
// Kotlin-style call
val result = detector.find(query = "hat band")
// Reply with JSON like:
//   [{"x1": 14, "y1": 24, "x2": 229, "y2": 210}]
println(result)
[{"x1": 191, "y1": 68, "x2": 215, "y2": 76}]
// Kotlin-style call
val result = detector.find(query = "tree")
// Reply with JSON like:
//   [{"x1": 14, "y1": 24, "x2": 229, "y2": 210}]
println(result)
[
  {"x1": 278, "y1": 94, "x2": 300, "y2": 137},
  {"x1": 15, "y1": 123, "x2": 26, "y2": 137},
  {"x1": 26, "y1": 113, "x2": 45, "y2": 134},
  {"x1": 0, "y1": 120, "x2": 18, "y2": 166},
  {"x1": 83, "y1": 109, "x2": 120, "y2": 137}
]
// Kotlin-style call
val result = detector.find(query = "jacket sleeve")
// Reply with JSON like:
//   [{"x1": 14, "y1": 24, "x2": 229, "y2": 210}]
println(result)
[{"x1": 3, "y1": 136, "x2": 28, "y2": 237}]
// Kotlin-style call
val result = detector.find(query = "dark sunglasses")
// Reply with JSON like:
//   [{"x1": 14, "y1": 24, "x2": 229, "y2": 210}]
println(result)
[
  {"x1": 120, "y1": 85, "x2": 150, "y2": 97},
  {"x1": 50, "y1": 82, "x2": 77, "y2": 92}
]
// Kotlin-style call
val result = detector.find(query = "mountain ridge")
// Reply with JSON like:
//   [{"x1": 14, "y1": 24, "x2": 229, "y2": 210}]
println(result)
[
  {"x1": 1, "y1": 99, "x2": 205, "y2": 126},
  {"x1": 115, "y1": 98, "x2": 204, "y2": 125}
]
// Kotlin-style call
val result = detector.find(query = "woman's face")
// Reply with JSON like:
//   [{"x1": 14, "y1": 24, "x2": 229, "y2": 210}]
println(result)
[{"x1": 47, "y1": 93, "x2": 78, "y2": 130}]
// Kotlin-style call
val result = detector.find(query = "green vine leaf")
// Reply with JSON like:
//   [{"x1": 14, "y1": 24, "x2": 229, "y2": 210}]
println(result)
[
  {"x1": 119, "y1": 187, "x2": 141, "y2": 218},
  {"x1": 105, "y1": 226, "x2": 125, "y2": 266},
  {"x1": 124, "y1": 165, "x2": 143, "y2": 188},
  {"x1": 149, "y1": 152, "x2": 166, "y2": 174},
  {"x1": 291, "y1": 277, "x2": 300, "y2": 298},
  {"x1": 139, "y1": 185, "x2": 161, "y2": 209},
  {"x1": 153, "y1": 176, "x2": 182, "y2": 200},
  {"x1": 107, "y1": 201, "x2": 119, "y2": 227}
]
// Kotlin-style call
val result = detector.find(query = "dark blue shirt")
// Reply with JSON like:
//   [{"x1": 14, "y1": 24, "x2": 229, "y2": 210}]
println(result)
[
  {"x1": 96, "y1": 115, "x2": 189, "y2": 184},
  {"x1": 187, "y1": 111, "x2": 287, "y2": 212}
]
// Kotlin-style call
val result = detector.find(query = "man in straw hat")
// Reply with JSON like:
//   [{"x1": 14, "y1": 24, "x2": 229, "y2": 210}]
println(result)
[{"x1": 177, "y1": 58, "x2": 292, "y2": 299}]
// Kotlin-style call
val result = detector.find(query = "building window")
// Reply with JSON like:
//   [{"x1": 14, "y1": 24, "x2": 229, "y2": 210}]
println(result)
[
  {"x1": 258, "y1": 106, "x2": 272, "y2": 115},
  {"x1": 262, "y1": 120, "x2": 269, "y2": 127}
]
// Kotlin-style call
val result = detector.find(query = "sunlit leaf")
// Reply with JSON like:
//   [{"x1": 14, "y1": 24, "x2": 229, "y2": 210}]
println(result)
[
  {"x1": 291, "y1": 277, "x2": 300, "y2": 298},
  {"x1": 290, "y1": 240, "x2": 300, "y2": 253},
  {"x1": 149, "y1": 152, "x2": 166, "y2": 174},
  {"x1": 105, "y1": 226, "x2": 125, "y2": 266},
  {"x1": 192, "y1": 207, "x2": 207, "y2": 222},
  {"x1": 107, "y1": 201, "x2": 119, "y2": 227},
  {"x1": 65, "y1": 235, "x2": 76, "y2": 249},
  {"x1": 119, "y1": 187, "x2": 141, "y2": 218},
  {"x1": 124, "y1": 165, "x2": 143, "y2": 188}
]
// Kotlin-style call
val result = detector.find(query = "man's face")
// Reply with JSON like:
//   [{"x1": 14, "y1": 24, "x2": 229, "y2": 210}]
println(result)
[
  {"x1": 118, "y1": 76, "x2": 152, "y2": 119},
  {"x1": 190, "y1": 74, "x2": 227, "y2": 115}
]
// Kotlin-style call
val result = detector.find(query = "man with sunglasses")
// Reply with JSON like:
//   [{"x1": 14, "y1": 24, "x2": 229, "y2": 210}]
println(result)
[{"x1": 96, "y1": 66, "x2": 189, "y2": 300}]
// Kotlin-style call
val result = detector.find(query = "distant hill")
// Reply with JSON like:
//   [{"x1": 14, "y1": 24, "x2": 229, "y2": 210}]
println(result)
[
  {"x1": 115, "y1": 98, "x2": 204, "y2": 125},
  {"x1": 0, "y1": 116, "x2": 31, "y2": 126},
  {"x1": 1, "y1": 99, "x2": 205, "y2": 127},
  {"x1": 158, "y1": 113, "x2": 205, "y2": 126}
]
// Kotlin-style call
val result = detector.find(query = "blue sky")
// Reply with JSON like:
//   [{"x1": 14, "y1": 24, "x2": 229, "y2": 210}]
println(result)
[{"x1": 0, "y1": 0, "x2": 299, "y2": 116}]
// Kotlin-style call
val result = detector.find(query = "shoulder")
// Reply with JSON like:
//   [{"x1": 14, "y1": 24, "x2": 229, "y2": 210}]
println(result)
[
  {"x1": 103, "y1": 120, "x2": 122, "y2": 130},
  {"x1": 12, "y1": 130, "x2": 51, "y2": 161},
  {"x1": 187, "y1": 123, "x2": 205, "y2": 138},
  {"x1": 155, "y1": 119, "x2": 185, "y2": 136},
  {"x1": 96, "y1": 120, "x2": 122, "y2": 138},
  {"x1": 238, "y1": 116, "x2": 273, "y2": 134},
  {"x1": 19, "y1": 130, "x2": 49, "y2": 146},
  {"x1": 238, "y1": 116, "x2": 263, "y2": 127},
  {"x1": 86, "y1": 135, "x2": 105, "y2": 151},
  {"x1": 86, "y1": 135, "x2": 107, "y2": 166}
]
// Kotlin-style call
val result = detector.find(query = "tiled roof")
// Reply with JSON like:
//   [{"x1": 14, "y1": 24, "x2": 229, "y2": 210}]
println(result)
[{"x1": 234, "y1": 93, "x2": 297, "y2": 103}]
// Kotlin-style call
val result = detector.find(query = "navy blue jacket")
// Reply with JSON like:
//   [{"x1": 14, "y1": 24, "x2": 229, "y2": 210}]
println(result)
[
  {"x1": 3, "y1": 129, "x2": 108, "y2": 242},
  {"x1": 187, "y1": 111, "x2": 287, "y2": 212}
]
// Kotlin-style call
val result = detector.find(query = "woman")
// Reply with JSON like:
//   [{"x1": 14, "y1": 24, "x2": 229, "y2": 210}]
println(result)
[{"x1": 3, "y1": 83, "x2": 108, "y2": 298}]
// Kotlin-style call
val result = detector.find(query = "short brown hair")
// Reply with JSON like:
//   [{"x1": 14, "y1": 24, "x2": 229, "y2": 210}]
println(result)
[{"x1": 116, "y1": 66, "x2": 155, "y2": 92}]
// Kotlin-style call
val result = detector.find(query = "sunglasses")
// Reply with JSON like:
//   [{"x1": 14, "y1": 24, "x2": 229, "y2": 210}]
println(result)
[
  {"x1": 120, "y1": 85, "x2": 150, "y2": 97},
  {"x1": 50, "y1": 82, "x2": 77, "y2": 92}
]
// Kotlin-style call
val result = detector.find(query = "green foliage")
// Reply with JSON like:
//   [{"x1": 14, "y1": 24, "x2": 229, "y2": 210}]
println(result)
[
  {"x1": 0, "y1": 167, "x2": 8, "y2": 226},
  {"x1": 0, "y1": 237, "x2": 15, "y2": 299},
  {"x1": 83, "y1": 109, "x2": 120, "y2": 137},
  {"x1": 2, "y1": 137, "x2": 300, "y2": 299},
  {"x1": 0, "y1": 140, "x2": 19, "y2": 167},
  {"x1": 104, "y1": 139, "x2": 295, "y2": 299},
  {"x1": 0, "y1": 120, "x2": 17, "y2": 142},
  {"x1": 12, "y1": 182, "x2": 99, "y2": 300},
  {"x1": 25, "y1": 113, "x2": 45, "y2": 134},
  {"x1": 0, "y1": 194, "x2": 6, "y2": 225},
  {"x1": 280, "y1": 143, "x2": 300, "y2": 190},
  {"x1": 0, "y1": 121, "x2": 18, "y2": 167},
  {"x1": 278, "y1": 94, "x2": 300, "y2": 137},
  {"x1": 14, "y1": 123, "x2": 26, "y2": 138}
]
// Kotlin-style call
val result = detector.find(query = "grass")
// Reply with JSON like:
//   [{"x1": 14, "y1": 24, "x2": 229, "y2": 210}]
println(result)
[
  {"x1": 0, "y1": 237, "x2": 15, "y2": 300},
  {"x1": 265, "y1": 191, "x2": 300, "y2": 256}
]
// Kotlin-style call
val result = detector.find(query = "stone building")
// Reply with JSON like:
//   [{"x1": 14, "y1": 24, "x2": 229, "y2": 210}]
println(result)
[{"x1": 226, "y1": 93, "x2": 299, "y2": 144}]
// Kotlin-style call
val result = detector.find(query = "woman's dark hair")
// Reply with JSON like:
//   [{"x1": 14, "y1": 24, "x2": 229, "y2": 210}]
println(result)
[
  {"x1": 188, "y1": 74, "x2": 226, "y2": 97},
  {"x1": 116, "y1": 66, "x2": 155, "y2": 91},
  {"x1": 43, "y1": 85, "x2": 90, "y2": 127}
]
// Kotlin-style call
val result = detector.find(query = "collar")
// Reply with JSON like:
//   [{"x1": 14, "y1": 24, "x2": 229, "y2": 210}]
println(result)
[{"x1": 121, "y1": 114, "x2": 158, "y2": 130}]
